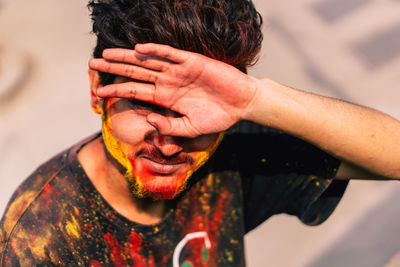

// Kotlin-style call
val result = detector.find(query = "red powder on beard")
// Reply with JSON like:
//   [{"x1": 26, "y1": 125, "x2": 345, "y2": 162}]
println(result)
[{"x1": 127, "y1": 148, "x2": 190, "y2": 200}]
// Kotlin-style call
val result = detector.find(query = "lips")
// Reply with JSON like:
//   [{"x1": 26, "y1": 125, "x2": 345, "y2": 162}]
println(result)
[
  {"x1": 141, "y1": 158, "x2": 185, "y2": 175},
  {"x1": 134, "y1": 147, "x2": 193, "y2": 175}
]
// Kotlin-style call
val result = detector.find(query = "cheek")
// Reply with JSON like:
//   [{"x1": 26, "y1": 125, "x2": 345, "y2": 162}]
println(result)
[
  {"x1": 108, "y1": 112, "x2": 148, "y2": 145},
  {"x1": 189, "y1": 133, "x2": 224, "y2": 168},
  {"x1": 104, "y1": 99, "x2": 151, "y2": 146},
  {"x1": 186, "y1": 133, "x2": 223, "y2": 152}
]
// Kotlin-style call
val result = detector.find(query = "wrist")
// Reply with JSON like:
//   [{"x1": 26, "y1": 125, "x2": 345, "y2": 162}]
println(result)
[
  {"x1": 241, "y1": 77, "x2": 280, "y2": 125},
  {"x1": 240, "y1": 76, "x2": 262, "y2": 121}
]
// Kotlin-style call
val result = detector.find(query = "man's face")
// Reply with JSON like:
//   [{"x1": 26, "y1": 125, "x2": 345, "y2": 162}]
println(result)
[{"x1": 100, "y1": 77, "x2": 222, "y2": 200}]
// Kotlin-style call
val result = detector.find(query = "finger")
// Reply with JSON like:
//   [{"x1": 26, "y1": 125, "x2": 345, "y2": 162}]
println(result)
[
  {"x1": 135, "y1": 43, "x2": 189, "y2": 64},
  {"x1": 147, "y1": 113, "x2": 200, "y2": 138},
  {"x1": 89, "y1": 58, "x2": 159, "y2": 83},
  {"x1": 97, "y1": 82, "x2": 155, "y2": 102},
  {"x1": 102, "y1": 49, "x2": 171, "y2": 72}
]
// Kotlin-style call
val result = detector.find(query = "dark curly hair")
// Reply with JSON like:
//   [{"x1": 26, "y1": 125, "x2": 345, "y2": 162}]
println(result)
[{"x1": 88, "y1": 0, "x2": 263, "y2": 85}]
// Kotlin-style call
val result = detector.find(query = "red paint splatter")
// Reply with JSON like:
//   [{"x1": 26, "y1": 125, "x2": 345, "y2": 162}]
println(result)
[
  {"x1": 43, "y1": 184, "x2": 52, "y2": 193},
  {"x1": 89, "y1": 260, "x2": 103, "y2": 267},
  {"x1": 103, "y1": 232, "x2": 156, "y2": 267},
  {"x1": 104, "y1": 233, "x2": 126, "y2": 267}
]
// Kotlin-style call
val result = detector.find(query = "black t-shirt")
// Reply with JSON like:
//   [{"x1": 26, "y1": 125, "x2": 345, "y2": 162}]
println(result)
[{"x1": 0, "y1": 131, "x2": 347, "y2": 266}]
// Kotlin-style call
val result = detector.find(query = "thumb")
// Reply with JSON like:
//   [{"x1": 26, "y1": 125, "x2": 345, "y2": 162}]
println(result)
[{"x1": 147, "y1": 113, "x2": 200, "y2": 138}]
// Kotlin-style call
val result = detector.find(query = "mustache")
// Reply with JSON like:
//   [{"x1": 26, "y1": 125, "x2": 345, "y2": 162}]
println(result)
[{"x1": 136, "y1": 146, "x2": 194, "y2": 165}]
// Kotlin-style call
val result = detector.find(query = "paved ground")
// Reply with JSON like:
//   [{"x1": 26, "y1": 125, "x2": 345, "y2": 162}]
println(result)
[{"x1": 0, "y1": 0, "x2": 399, "y2": 266}]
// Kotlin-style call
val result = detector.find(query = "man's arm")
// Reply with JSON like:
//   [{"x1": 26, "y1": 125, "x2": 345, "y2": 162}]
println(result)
[
  {"x1": 88, "y1": 43, "x2": 400, "y2": 180},
  {"x1": 245, "y1": 77, "x2": 400, "y2": 180}
]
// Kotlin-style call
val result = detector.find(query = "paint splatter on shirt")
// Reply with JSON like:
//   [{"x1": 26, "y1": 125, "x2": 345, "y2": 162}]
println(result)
[{"x1": 0, "y1": 131, "x2": 347, "y2": 266}]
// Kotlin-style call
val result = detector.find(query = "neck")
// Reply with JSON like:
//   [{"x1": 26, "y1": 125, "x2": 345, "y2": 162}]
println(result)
[{"x1": 77, "y1": 137, "x2": 169, "y2": 225}]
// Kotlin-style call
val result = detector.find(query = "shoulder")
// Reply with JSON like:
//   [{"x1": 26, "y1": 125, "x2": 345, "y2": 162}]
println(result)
[
  {"x1": 215, "y1": 128, "x2": 339, "y2": 176},
  {"x1": 0, "y1": 149, "x2": 69, "y2": 245},
  {"x1": 0, "y1": 134, "x2": 98, "y2": 253}
]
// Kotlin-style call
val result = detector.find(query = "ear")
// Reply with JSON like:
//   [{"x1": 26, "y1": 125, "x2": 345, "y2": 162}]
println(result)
[{"x1": 88, "y1": 68, "x2": 103, "y2": 114}]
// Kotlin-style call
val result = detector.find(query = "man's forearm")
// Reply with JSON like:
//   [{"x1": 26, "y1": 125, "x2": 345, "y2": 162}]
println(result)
[{"x1": 243, "y1": 77, "x2": 400, "y2": 179}]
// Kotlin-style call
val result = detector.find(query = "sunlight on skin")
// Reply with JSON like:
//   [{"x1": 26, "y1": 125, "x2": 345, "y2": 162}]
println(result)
[{"x1": 101, "y1": 99, "x2": 224, "y2": 200}]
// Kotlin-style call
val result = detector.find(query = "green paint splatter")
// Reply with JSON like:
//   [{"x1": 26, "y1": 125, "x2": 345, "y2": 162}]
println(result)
[
  {"x1": 182, "y1": 261, "x2": 194, "y2": 267},
  {"x1": 202, "y1": 246, "x2": 209, "y2": 263}
]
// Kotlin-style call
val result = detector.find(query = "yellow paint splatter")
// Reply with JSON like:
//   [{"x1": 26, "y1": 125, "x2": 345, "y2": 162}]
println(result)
[
  {"x1": 65, "y1": 216, "x2": 81, "y2": 239},
  {"x1": 3, "y1": 190, "x2": 37, "y2": 236},
  {"x1": 226, "y1": 250, "x2": 233, "y2": 262},
  {"x1": 13, "y1": 226, "x2": 57, "y2": 265}
]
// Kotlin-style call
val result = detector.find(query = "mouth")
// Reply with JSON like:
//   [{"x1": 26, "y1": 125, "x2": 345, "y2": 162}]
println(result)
[
  {"x1": 141, "y1": 157, "x2": 186, "y2": 175},
  {"x1": 134, "y1": 147, "x2": 194, "y2": 176}
]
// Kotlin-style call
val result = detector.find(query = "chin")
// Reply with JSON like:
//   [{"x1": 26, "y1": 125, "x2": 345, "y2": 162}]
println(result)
[{"x1": 128, "y1": 174, "x2": 190, "y2": 200}]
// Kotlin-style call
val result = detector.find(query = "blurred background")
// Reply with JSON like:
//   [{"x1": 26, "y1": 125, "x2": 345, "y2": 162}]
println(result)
[{"x1": 0, "y1": 0, "x2": 399, "y2": 266}]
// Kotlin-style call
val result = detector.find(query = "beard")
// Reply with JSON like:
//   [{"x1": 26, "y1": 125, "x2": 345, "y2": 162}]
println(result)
[
  {"x1": 101, "y1": 137, "x2": 195, "y2": 200},
  {"x1": 123, "y1": 171, "x2": 190, "y2": 201},
  {"x1": 123, "y1": 146, "x2": 195, "y2": 200}
]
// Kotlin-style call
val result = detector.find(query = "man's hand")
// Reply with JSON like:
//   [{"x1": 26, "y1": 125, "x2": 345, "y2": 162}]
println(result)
[{"x1": 89, "y1": 43, "x2": 258, "y2": 137}]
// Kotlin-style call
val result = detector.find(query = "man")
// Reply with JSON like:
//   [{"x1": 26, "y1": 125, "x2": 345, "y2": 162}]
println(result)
[{"x1": 1, "y1": 0, "x2": 400, "y2": 266}]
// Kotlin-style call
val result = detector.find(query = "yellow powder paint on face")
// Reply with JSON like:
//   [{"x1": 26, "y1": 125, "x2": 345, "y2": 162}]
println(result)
[
  {"x1": 65, "y1": 216, "x2": 81, "y2": 239},
  {"x1": 101, "y1": 110, "x2": 146, "y2": 197},
  {"x1": 91, "y1": 104, "x2": 102, "y2": 115},
  {"x1": 102, "y1": 112, "x2": 132, "y2": 174},
  {"x1": 132, "y1": 174, "x2": 147, "y2": 198}
]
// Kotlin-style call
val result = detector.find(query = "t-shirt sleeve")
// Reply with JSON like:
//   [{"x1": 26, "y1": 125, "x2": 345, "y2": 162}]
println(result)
[{"x1": 217, "y1": 131, "x2": 348, "y2": 233}]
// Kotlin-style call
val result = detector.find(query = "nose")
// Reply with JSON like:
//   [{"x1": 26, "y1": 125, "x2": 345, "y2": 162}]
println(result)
[{"x1": 153, "y1": 134, "x2": 183, "y2": 157}]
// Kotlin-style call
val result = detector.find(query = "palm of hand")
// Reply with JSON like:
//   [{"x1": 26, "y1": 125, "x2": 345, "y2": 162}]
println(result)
[
  {"x1": 150, "y1": 56, "x2": 256, "y2": 136},
  {"x1": 90, "y1": 44, "x2": 257, "y2": 137}
]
